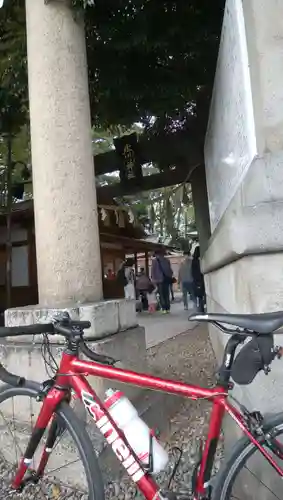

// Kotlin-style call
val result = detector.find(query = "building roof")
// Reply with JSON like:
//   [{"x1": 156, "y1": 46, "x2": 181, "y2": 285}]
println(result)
[
  {"x1": 100, "y1": 232, "x2": 174, "y2": 253},
  {"x1": 1, "y1": 200, "x2": 172, "y2": 253}
]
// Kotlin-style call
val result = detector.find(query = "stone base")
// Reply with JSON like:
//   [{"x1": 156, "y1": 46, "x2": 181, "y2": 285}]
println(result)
[
  {"x1": 3, "y1": 299, "x2": 145, "y2": 400},
  {"x1": 5, "y1": 298, "x2": 137, "y2": 340}
]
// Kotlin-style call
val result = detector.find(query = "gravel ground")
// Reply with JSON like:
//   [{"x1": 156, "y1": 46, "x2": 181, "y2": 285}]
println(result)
[
  {"x1": 0, "y1": 325, "x2": 221, "y2": 499},
  {"x1": 0, "y1": 463, "x2": 88, "y2": 500},
  {"x1": 105, "y1": 325, "x2": 223, "y2": 499}
]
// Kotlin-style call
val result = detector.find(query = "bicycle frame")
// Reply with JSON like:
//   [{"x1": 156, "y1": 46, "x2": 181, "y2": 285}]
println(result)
[{"x1": 12, "y1": 350, "x2": 283, "y2": 500}]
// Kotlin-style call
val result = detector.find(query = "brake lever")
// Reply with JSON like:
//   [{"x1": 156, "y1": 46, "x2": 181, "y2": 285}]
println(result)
[
  {"x1": 79, "y1": 338, "x2": 117, "y2": 366},
  {"x1": 104, "y1": 356, "x2": 118, "y2": 366}
]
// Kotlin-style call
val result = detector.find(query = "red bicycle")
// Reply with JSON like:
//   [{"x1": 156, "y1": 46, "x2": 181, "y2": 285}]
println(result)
[{"x1": 1, "y1": 310, "x2": 283, "y2": 499}]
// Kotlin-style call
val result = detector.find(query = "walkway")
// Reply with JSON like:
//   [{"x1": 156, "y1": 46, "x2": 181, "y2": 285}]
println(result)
[{"x1": 138, "y1": 296, "x2": 197, "y2": 348}]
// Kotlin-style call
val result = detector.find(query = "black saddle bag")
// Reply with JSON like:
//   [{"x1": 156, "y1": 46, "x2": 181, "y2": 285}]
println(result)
[{"x1": 231, "y1": 335, "x2": 274, "y2": 385}]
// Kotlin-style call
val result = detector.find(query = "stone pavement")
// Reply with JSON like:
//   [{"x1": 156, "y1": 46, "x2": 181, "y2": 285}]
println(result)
[{"x1": 138, "y1": 296, "x2": 197, "y2": 348}]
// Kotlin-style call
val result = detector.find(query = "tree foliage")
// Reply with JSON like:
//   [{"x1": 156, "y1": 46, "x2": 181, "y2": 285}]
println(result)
[
  {"x1": 117, "y1": 181, "x2": 195, "y2": 250},
  {"x1": 0, "y1": 0, "x2": 29, "y2": 198},
  {"x1": 0, "y1": 1, "x2": 27, "y2": 136},
  {"x1": 85, "y1": 0, "x2": 224, "y2": 133},
  {"x1": 0, "y1": 0, "x2": 221, "y2": 249},
  {"x1": 0, "y1": 0, "x2": 224, "y2": 136}
]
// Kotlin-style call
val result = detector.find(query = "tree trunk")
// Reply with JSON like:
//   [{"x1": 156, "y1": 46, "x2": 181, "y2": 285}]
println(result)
[{"x1": 6, "y1": 136, "x2": 13, "y2": 309}]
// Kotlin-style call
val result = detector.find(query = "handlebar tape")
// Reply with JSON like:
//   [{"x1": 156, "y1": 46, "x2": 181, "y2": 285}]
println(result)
[
  {"x1": 0, "y1": 363, "x2": 25, "y2": 387},
  {"x1": 0, "y1": 320, "x2": 91, "y2": 339},
  {"x1": 0, "y1": 323, "x2": 54, "y2": 338},
  {"x1": 79, "y1": 340, "x2": 116, "y2": 365}
]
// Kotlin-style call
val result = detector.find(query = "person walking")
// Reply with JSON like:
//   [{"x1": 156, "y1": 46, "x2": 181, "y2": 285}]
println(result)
[
  {"x1": 117, "y1": 259, "x2": 136, "y2": 300},
  {"x1": 147, "y1": 285, "x2": 157, "y2": 313},
  {"x1": 136, "y1": 268, "x2": 152, "y2": 310},
  {"x1": 192, "y1": 245, "x2": 205, "y2": 313},
  {"x1": 170, "y1": 283, "x2": 175, "y2": 302},
  {"x1": 178, "y1": 250, "x2": 195, "y2": 310},
  {"x1": 151, "y1": 249, "x2": 173, "y2": 313}
]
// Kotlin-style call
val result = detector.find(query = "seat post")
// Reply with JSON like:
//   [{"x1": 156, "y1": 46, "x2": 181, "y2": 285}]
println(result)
[{"x1": 217, "y1": 334, "x2": 244, "y2": 387}]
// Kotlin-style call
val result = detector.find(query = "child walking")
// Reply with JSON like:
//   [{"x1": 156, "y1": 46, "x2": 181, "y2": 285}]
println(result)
[{"x1": 147, "y1": 286, "x2": 157, "y2": 313}]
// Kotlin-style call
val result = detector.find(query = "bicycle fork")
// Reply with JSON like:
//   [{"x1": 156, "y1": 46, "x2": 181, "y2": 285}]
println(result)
[{"x1": 12, "y1": 386, "x2": 66, "y2": 490}]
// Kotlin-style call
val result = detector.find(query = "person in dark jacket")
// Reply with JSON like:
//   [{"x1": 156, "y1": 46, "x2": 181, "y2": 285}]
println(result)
[
  {"x1": 151, "y1": 249, "x2": 173, "y2": 313},
  {"x1": 178, "y1": 250, "x2": 195, "y2": 310},
  {"x1": 192, "y1": 246, "x2": 206, "y2": 313},
  {"x1": 136, "y1": 268, "x2": 152, "y2": 310}
]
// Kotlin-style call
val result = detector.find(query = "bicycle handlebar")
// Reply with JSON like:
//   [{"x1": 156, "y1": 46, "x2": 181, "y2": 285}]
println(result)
[
  {"x1": 0, "y1": 363, "x2": 25, "y2": 386},
  {"x1": 0, "y1": 317, "x2": 116, "y2": 387},
  {"x1": 0, "y1": 323, "x2": 54, "y2": 337},
  {"x1": 0, "y1": 320, "x2": 91, "y2": 338}
]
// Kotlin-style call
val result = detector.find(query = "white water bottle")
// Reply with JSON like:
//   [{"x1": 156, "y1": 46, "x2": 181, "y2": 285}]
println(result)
[{"x1": 104, "y1": 389, "x2": 169, "y2": 474}]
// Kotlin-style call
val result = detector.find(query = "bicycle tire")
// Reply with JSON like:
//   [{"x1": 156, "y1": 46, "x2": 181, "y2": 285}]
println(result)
[
  {"x1": 0, "y1": 380, "x2": 105, "y2": 500},
  {"x1": 212, "y1": 412, "x2": 283, "y2": 500}
]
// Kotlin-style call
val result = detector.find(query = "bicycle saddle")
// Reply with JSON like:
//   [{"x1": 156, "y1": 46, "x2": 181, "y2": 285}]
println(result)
[{"x1": 189, "y1": 311, "x2": 283, "y2": 334}]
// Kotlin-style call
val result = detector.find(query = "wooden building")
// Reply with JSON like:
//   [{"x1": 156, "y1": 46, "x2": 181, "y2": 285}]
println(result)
[{"x1": 0, "y1": 200, "x2": 167, "y2": 311}]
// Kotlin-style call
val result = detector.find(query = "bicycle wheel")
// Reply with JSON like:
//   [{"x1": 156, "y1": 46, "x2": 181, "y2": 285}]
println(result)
[
  {"x1": 212, "y1": 413, "x2": 283, "y2": 500},
  {"x1": 0, "y1": 380, "x2": 105, "y2": 500}
]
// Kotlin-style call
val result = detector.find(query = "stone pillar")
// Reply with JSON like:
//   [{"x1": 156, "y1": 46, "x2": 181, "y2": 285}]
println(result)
[
  {"x1": 2, "y1": 4, "x2": 147, "y2": 460},
  {"x1": 1, "y1": 0, "x2": 146, "y2": 415},
  {"x1": 204, "y1": 0, "x2": 283, "y2": 492},
  {"x1": 190, "y1": 165, "x2": 211, "y2": 256},
  {"x1": 26, "y1": 0, "x2": 102, "y2": 305}
]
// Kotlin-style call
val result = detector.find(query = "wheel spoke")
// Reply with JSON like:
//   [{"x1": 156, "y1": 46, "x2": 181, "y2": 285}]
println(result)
[
  {"x1": 212, "y1": 420, "x2": 283, "y2": 499},
  {"x1": 242, "y1": 465, "x2": 282, "y2": 500},
  {"x1": 47, "y1": 457, "x2": 82, "y2": 475},
  {"x1": 44, "y1": 475, "x2": 87, "y2": 494},
  {"x1": 0, "y1": 384, "x2": 104, "y2": 499},
  {"x1": 0, "y1": 407, "x2": 23, "y2": 459},
  {"x1": 12, "y1": 396, "x2": 18, "y2": 463}
]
